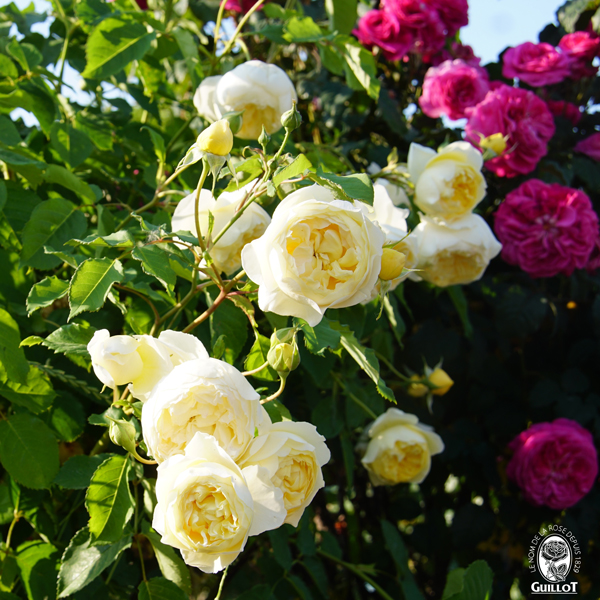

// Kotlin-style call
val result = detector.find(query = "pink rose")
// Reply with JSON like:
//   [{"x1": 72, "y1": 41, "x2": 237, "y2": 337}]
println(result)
[
  {"x1": 585, "y1": 236, "x2": 600, "y2": 272},
  {"x1": 494, "y1": 179, "x2": 599, "y2": 278},
  {"x1": 506, "y1": 419, "x2": 598, "y2": 510},
  {"x1": 419, "y1": 59, "x2": 489, "y2": 120},
  {"x1": 575, "y1": 132, "x2": 600, "y2": 161},
  {"x1": 382, "y1": 0, "x2": 446, "y2": 58},
  {"x1": 428, "y1": 0, "x2": 468, "y2": 37},
  {"x1": 353, "y1": 9, "x2": 413, "y2": 61},
  {"x1": 502, "y1": 42, "x2": 570, "y2": 87},
  {"x1": 559, "y1": 31, "x2": 600, "y2": 78},
  {"x1": 465, "y1": 84, "x2": 555, "y2": 178},
  {"x1": 225, "y1": 0, "x2": 267, "y2": 13},
  {"x1": 546, "y1": 99, "x2": 582, "y2": 125}
]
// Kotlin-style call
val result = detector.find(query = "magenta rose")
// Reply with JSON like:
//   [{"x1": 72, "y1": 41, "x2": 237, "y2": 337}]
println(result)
[
  {"x1": 502, "y1": 42, "x2": 570, "y2": 87},
  {"x1": 465, "y1": 84, "x2": 555, "y2": 177},
  {"x1": 559, "y1": 31, "x2": 600, "y2": 78},
  {"x1": 224, "y1": 0, "x2": 267, "y2": 12},
  {"x1": 353, "y1": 9, "x2": 413, "y2": 61},
  {"x1": 428, "y1": 0, "x2": 468, "y2": 37},
  {"x1": 382, "y1": 0, "x2": 446, "y2": 57},
  {"x1": 546, "y1": 99, "x2": 582, "y2": 126},
  {"x1": 506, "y1": 419, "x2": 598, "y2": 510},
  {"x1": 494, "y1": 179, "x2": 599, "y2": 278},
  {"x1": 575, "y1": 132, "x2": 600, "y2": 161},
  {"x1": 419, "y1": 59, "x2": 489, "y2": 120}
]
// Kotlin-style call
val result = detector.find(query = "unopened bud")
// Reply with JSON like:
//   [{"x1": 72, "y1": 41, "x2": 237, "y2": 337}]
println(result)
[
  {"x1": 267, "y1": 328, "x2": 300, "y2": 377},
  {"x1": 197, "y1": 120, "x2": 233, "y2": 157},
  {"x1": 429, "y1": 368, "x2": 453, "y2": 396},
  {"x1": 379, "y1": 248, "x2": 406, "y2": 281},
  {"x1": 221, "y1": 110, "x2": 244, "y2": 135},
  {"x1": 479, "y1": 133, "x2": 507, "y2": 157},
  {"x1": 407, "y1": 375, "x2": 428, "y2": 398},
  {"x1": 258, "y1": 126, "x2": 271, "y2": 149},
  {"x1": 108, "y1": 417, "x2": 138, "y2": 455},
  {"x1": 281, "y1": 102, "x2": 302, "y2": 132}
]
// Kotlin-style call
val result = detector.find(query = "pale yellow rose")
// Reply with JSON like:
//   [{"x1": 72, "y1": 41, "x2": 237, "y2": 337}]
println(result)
[
  {"x1": 408, "y1": 141, "x2": 487, "y2": 221},
  {"x1": 242, "y1": 184, "x2": 385, "y2": 326},
  {"x1": 142, "y1": 358, "x2": 270, "y2": 463},
  {"x1": 87, "y1": 330, "x2": 208, "y2": 402},
  {"x1": 412, "y1": 214, "x2": 502, "y2": 287},
  {"x1": 239, "y1": 421, "x2": 330, "y2": 526},
  {"x1": 361, "y1": 408, "x2": 444, "y2": 486},
  {"x1": 153, "y1": 432, "x2": 286, "y2": 574},
  {"x1": 171, "y1": 180, "x2": 270, "y2": 276},
  {"x1": 193, "y1": 60, "x2": 297, "y2": 140}
]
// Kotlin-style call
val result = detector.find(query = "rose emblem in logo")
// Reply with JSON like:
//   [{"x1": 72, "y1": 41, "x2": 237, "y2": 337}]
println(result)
[{"x1": 538, "y1": 535, "x2": 572, "y2": 583}]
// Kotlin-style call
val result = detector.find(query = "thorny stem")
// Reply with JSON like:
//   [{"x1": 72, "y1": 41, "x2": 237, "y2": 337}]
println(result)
[
  {"x1": 261, "y1": 376, "x2": 286, "y2": 404},
  {"x1": 374, "y1": 351, "x2": 410, "y2": 381},
  {"x1": 114, "y1": 284, "x2": 161, "y2": 335},
  {"x1": 213, "y1": 0, "x2": 228, "y2": 54},
  {"x1": 331, "y1": 373, "x2": 377, "y2": 420},
  {"x1": 241, "y1": 360, "x2": 269, "y2": 377},
  {"x1": 220, "y1": 0, "x2": 265, "y2": 58},
  {"x1": 215, "y1": 565, "x2": 229, "y2": 600},
  {"x1": 182, "y1": 288, "x2": 227, "y2": 333},
  {"x1": 194, "y1": 161, "x2": 211, "y2": 255}
]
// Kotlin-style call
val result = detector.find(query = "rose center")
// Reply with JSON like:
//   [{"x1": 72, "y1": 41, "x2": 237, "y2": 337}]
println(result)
[
  {"x1": 371, "y1": 441, "x2": 427, "y2": 482},
  {"x1": 425, "y1": 250, "x2": 485, "y2": 287},
  {"x1": 237, "y1": 104, "x2": 279, "y2": 139},
  {"x1": 273, "y1": 453, "x2": 316, "y2": 512},
  {"x1": 439, "y1": 168, "x2": 480, "y2": 215},
  {"x1": 285, "y1": 220, "x2": 360, "y2": 291}
]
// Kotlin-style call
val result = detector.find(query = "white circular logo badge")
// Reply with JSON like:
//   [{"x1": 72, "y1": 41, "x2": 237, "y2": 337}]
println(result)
[{"x1": 537, "y1": 534, "x2": 572, "y2": 583}]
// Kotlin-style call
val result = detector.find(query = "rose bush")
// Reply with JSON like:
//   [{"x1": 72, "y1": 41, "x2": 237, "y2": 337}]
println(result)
[{"x1": 1, "y1": 0, "x2": 600, "y2": 598}]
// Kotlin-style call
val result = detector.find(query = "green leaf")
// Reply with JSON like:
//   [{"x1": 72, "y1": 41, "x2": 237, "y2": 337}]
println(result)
[
  {"x1": 15, "y1": 541, "x2": 59, "y2": 600},
  {"x1": 447, "y1": 286, "x2": 473, "y2": 339},
  {"x1": 383, "y1": 294, "x2": 405, "y2": 348},
  {"x1": 340, "y1": 38, "x2": 380, "y2": 100},
  {"x1": 138, "y1": 577, "x2": 189, "y2": 600},
  {"x1": 0, "y1": 307, "x2": 30, "y2": 384},
  {"x1": 76, "y1": 0, "x2": 113, "y2": 32},
  {"x1": 172, "y1": 28, "x2": 202, "y2": 88},
  {"x1": 0, "y1": 182, "x2": 5, "y2": 212},
  {"x1": 86, "y1": 455, "x2": 135, "y2": 544},
  {"x1": 284, "y1": 16, "x2": 324, "y2": 42},
  {"x1": 0, "y1": 147, "x2": 45, "y2": 168},
  {"x1": 74, "y1": 113, "x2": 113, "y2": 151},
  {"x1": 69, "y1": 230, "x2": 135, "y2": 248},
  {"x1": 268, "y1": 528, "x2": 294, "y2": 570},
  {"x1": 273, "y1": 154, "x2": 312, "y2": 187},
  {"x1": 0, "y1": 363, "x2": 55, "y2": 414},
  {"x1": 208, "y1": 291, "x2": 248, "y2": 364},
  {"x1": 50, "y1": 122, "x2": 93, "y2": 169},
  {"x1": 131, "y1": 244, "x2": 176, "y2": 289},
  {"x1": 6, "y1": 39, "x2": 28, "y2": 71},
  {"x1": 315, "y1": 166, "x2": 373, "y2": 203},
  {"x1": 43, "y1": 164, "x2": 97, "y2": 203},
  {"x1": 82, "y1": 16, "x2": 156, "y2": 79},
  {"x1": 0, "y1": 116, "x2": 21, "y2": 147},
  {"x1": 557, "y1": 0, "x2": 600, "y2": 32},
  {"x1": 54, "y1": 455, "x2": 110, "y2": 490},
  {"x1": 0, "y1": 54, "x2": 19, "y2": 79},
  {"x1": 0, "y1": 413, "x2": 59, "y2": 489},
  {"x1": 47, "y1": 394, "x2": 85, "y2": 442},
  {"x1": 244, "y1": 334, "x2": 278, "y2": 381},
  {"x1": 26, "y1": 276, "x2": 69, "y2": 315},
  {"x1": 21, "y1": 198, "x2": 88, "y2": 270},
  {"x1": 141, "y1": 126, "x2": 166, "y2": 164},
  {"x1": 442, "y1": 560, "x2": 494, "y2": 600},
  {"x1": 263, "y1": 399, "x2": 292, "y2": 423},
  {"x1": 68, "y1": 258, "x2": 125, "y2": 320},
  {"x1": 40, "y1": 323, "x2": 97, "y2": 356},
  {"x1": 325, "y1": 0, "x2": 357, "y2": 34},
  {"x1": 142, "y1": 522, "x2": 191, "y2": 596},
  {"x1": 57, "y1": 527, "x2": 132, "y2": 598},
  {"x1": 295, "y1": 318, "x2": 341, "y2": 356},
  {"x1": 381, "y1": 520, "x2": 425, "y2": 600},
  {"x1": 331, "y1": 322, "x2": 395, "y2": 402}
]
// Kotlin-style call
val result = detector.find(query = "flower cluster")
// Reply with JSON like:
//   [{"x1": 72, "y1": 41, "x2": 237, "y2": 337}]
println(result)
[
  {"x1": 88, "y1": 330, "x2": 330, "y2": 573},
  {"x1": 354, "y1": 0, "x2": 468, "y2": 63}
]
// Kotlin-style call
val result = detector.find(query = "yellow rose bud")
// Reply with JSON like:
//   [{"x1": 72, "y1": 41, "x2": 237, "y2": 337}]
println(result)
[
  {"x1": 407, "y1": 375, "x2": 428, "y2": 398},
  {"x1": 197, "y1": 120, "x2": 233, "y2": 157},
  {"x1": 429, "y1": 368, "x2": 454, "y2": 396},
  {"x1": 379, "y1": 248, "x2": 407, "y2": 281},
  {"x1": 479, "y1": 133, "x2": 507, "y2": 156}
]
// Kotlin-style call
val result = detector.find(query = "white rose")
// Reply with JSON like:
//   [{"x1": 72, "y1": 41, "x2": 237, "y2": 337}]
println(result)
[
  {"x1": 241, "y1": 184, "x2": 385, "y2": 326},
  {"x1": 361, "y1": 408, "x2": 444, "y2": 486},
  {"x1": 193, "y1": 60, "x2": 297, "y2": 140},
  {"x1": 87, "y1": 330, "x2": 208, "y2": 402},
  {"x1": 413, "y1": 213, "x2": 502, "y2": 287},
  {"x1": 171, "y1": 180, "x2": 271, "y2": 275},
  {"x1": 408, "y1": 141, "x2": 487, "y2": 221},
  {"x1": 239, "y1": 421, "x2": 330, "y2": 526},
  {"x1": 142, "y1": 358, "x2": 270, "y2": 463},
  {"x1": 367, "y1": 162, "x2": 410, "y2": 207},
  {"x1": 153, "y1": 432, "x2": 286, "y2": 574}
]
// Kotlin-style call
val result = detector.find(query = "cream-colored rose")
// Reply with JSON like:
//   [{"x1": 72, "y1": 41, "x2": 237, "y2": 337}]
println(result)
[
  {"x1": 361, "y1": 408, "x2": 444, "y2": 486},
  {"x1": 408, "y1": 141, "x2": 487, "y2": 221},
  {"x1": 241, "y1": 184, "x2": 385, "y2": 326},
  {"x1": 193, "y1": 60, "x2": 297, "y2": 140},
  {"x1": 142, "y1": 358, "x2": 270, "y2": 463},
  {"x1": 171, "y1": 180, "x2": 270, "y2": 276},
  {"x1": 239, "y1": 421, "x2": 330, "y2": 526},
  {"x1": 87, "y1": 330, "x2": 208, "y2": 402},
  {"x1": 413, "y1": 214, "x2": 502, "y2": 287},
  {"x1": 153, "y1": 432, "x2": 286, "y2": 574}
]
